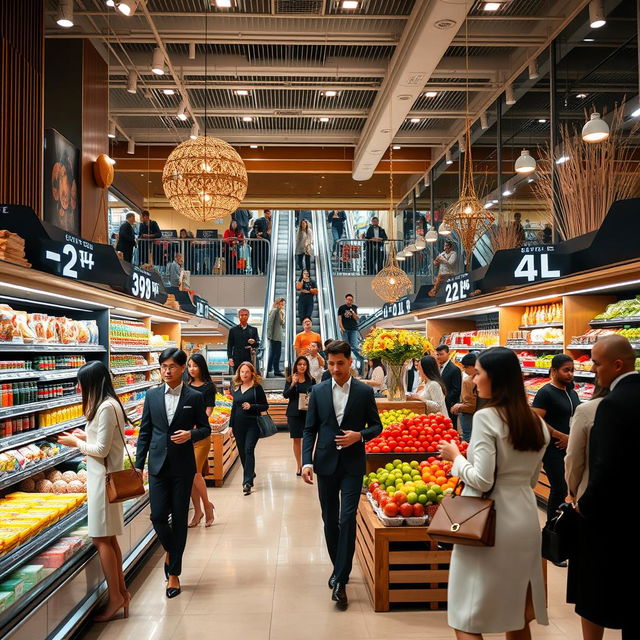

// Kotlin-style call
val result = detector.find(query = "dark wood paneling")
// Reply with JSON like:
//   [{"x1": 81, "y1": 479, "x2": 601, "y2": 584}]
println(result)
[
  {"x1": 0, "y1": 0, "x2": 44, "y2": 215},
  {"x1": 81, "y1": 40, "x2": 108, "y2": 243}
]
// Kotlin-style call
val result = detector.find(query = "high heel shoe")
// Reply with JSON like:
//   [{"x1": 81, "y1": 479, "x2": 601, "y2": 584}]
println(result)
[
  {"x1": 166, "y1": 577, "x2": 181, "y2": 599},
  {"x1": 205, "y1": 505, "x2": 215, "y2": 528},
  {"x1": 92, "y1": 598, "x2": 127, "y2": 623},
  {"x1": 188, "y1": 513, "x2": 203, "y2": 528}
]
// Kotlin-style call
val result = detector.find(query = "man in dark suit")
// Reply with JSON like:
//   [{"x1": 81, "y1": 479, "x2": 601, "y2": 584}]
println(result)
[
  {"x1": 135, "y1": 348, "x2": 211, "y2": 599},
  {"x1": 115, "y1": 212, "x2": 137, "y2": 263},
  {"x1": 435, "y1": 344, "x2": 462, "y2": 426},
  {"x1": 302, "y1": 340, "x2": 382, "y2": 610},
  {"x1": 250, "y1": 209, "x2": 271, "y2": 274},
  {"x1": 364, "y1": 216, "x2": 388, "y2": 275},
  {"x1": 227, "y1": 308, "x2": 260, "y2": 373},
  {"x1": 577, "y1": 335, "x2": 637, "y2": 637},
  {"x1": 138, "y1": 210, "x2": 162, "y2": 265}
]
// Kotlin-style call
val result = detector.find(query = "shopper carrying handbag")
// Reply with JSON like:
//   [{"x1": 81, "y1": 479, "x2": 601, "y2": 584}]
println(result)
[
  {"x1": 230, "y1": 361, "x2": 268, "y2": 495},
  {"x1": 283, "y1": 356, "x2": 315, "y2": 476},
  {"x1": 57, "y1": 361, "x2": 132, "y2": 623},
  {"x1": 438, "y1": 347, "x2": 549, "y2": 638}
]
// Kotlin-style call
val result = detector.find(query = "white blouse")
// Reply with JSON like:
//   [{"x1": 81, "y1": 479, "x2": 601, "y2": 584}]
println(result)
[{"x1": 417, "y1": 379, "x2": 448, "y2": 415}]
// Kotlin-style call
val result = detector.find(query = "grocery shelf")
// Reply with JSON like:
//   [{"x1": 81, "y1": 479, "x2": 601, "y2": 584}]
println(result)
[
  {"x1": 123, "y1": 398, "x2": 145, "y2": 410},
  {"x1": 505, "y1": 343, "x2": 564, "y2": 351},
  {"x1": 0, "y1": 448, "x2": 79, "y2": 491},
  {"x1": 111, "y1": 364, "x2": 160, "y2": 375},
  {"x1": 568, "y1": 342, "x2": 640, "y2": 350},
  {"x1": 37, "y1": 369, "x2": 80, "y2": 381},
  {"x1": 0, "y1": 417, "x2": 86, "y2": 454},
  {"x1": 590, "y1": 316, "x2": 640, "y2": 327},
  {"x1": 449, "y1": 344, "x2": 488, "y2": 350},
  {"x1": 110, "y1": 345, "x2": 168, "y2": 353},
  {"x1": 518, "y1": 322, "x2": 563, "y2": 329},
  {"x1": 521, "y1": 367, "x2": 551, "y2": 375},
  {"x1": 0, "y1": 343, "x2": 105, "y2": 353},
  {"x1": 0, "y1": 370, "x2": 40, "y2": 382},
  {"x1": 0, "y1": 504, "x2": 88, "y2": 583},
  {"x1": 574, "y1": 371, "x2": 596, "y2": 378},
  {"x1": 115, "y1": 381, "x2": 157, "y2": 395},
  {"x1": 0, "y1": 393, "x2": 82, "y2": 420}
]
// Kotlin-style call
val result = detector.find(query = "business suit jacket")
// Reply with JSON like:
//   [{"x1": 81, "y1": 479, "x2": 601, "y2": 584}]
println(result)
[
  {"x1": 115, "y1": 221, "x2": 136, "y2": 259},
  {"x1": 364, "y1": 225, "x2": 388, "y2": 243},
  {"x1": 440, "y1": 359, "x2": 462, "y2": 416},
  {"x1": 227, "y1": 324, "x2": 260, "y2": 365},
  {"x1": 135, "y1": 385, "x2": 211, "y2": 477},
  {"x1": 303, "y1": 378, "x2": 382, "y2": 476}
]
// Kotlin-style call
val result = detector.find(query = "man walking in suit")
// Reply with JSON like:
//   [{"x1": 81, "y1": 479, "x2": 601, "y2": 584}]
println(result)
[
  {"x1": 364, "y1": 216, "x2": 388, "y2": 275},
  {"x1": 302, "y1": 340, "x2": 382, "y2": 610},
  {"x1": 435, "y1": 344, "x2": 462, "y2": 427},
  {"x1": 227, "y1": 308, "x2": 260, "y2": 373},
  {"x1": 115, "y1": 212, "x2": 137, "y2": 263},
  {"x1": 135, "y1": 348, "x2": 211, "y2": 598}
]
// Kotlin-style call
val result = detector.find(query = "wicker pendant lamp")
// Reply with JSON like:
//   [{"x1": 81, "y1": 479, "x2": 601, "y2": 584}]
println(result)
[
  {"x1": 372, "y1": 145, "x2": 413, "y2": 303},
  {"x1": 161, "y1": 5, "x2": 248, "y2": 221}
]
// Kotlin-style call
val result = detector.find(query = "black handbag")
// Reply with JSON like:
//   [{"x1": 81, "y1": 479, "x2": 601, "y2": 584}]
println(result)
[
  {"x1": 253, "y1": 387, "x2": 277, "y2": 438},
  {"x1": 541, "y1": 502, "x2": 578, "y2": 563}
]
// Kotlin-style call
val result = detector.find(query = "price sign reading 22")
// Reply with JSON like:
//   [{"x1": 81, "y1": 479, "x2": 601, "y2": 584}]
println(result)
[{"x1": 444, "y1": 277, "x2": 471, "y2": 303}]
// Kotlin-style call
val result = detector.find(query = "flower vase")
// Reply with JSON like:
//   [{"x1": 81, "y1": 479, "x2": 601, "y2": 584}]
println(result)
[{"x1": 384, "y1": 362, "x2": 406, "y2": 402}]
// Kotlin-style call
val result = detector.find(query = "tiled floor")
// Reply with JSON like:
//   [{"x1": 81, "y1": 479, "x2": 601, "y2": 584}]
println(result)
[{"x1": 83, "y1": 434, "x2": 619, "y2": 640}]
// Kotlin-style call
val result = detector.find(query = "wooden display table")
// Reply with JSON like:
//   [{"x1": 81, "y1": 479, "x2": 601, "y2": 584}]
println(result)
[
  {"x1": 205, "y1": 426, "x2": 239, "y2": 487},
  {"x1": 534, "y1": 469, "x2": 550, "y2": 508},
  {"x1": 375, "y1": 399, "x2": 425, "y2": 413},
  {"x1": 268, "y1": 401, "x2": 288, "y2": 426},
  {"x1": 355, "y1": 496, "x2": 451, "y2": 612}
]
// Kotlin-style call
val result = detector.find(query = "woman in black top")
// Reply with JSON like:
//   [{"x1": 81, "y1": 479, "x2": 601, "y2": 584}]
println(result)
[
  {"x1": 282, "y1": 356, "x2": 315, "y2": 476},
  {"x1": 532, "y1": 354, "x2": 581, "y2": 534},
  {"x1": 230, "y1": 361, "x2": 268, "y2": 495},
  {"x1": 186, "y1": 354, "x2": 216, "y2": 527},
  {"x1": 296, "y1": 269, "x2": 317, "y2": 325}
]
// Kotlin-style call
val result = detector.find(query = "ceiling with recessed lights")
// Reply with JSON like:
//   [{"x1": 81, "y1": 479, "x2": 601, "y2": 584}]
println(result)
[{"x1": 45, "y1": 0, "x2": 636, "y2": 200}]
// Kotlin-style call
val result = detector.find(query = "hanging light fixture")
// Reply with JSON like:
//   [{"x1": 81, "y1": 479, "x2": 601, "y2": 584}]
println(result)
[
  {"x1": 415, "y1": 237, "x2": 426, "y2": 250},
  {"x1": 438, "y1": 222, "x2": 452, "y2": 236},
  {"x1": 582, "y1": 112, "x2": 609, "y2": 142},
  {"x1": 425, "y1": 227, "x2": 438, "y2": 242},
  {"x1": 151, "y1": 47, "x2": 165, "y2": 75},
  {"x1": 480, "y1": 112, "x2": 489, "y2": 130},
  {"x1": 589, "y1": 0, "x2": 606, "y2": 28},
  {"x1": 514, "y1": 148, "x2": 536, "y2": 174},
  {"x1": 108, "y1": 121, "x2": 116, "y2": 139},
  {"x1": 396, "y1": 252, "x2": 406, "y2": 262},
  {"x1": 445, "y1": 150, "x2": 453, "y2": 165},
  {"x1": 505, "y1": 83, "x2": 516, "y2": 105},
  {"x1": 116, "y1": 0, "x2": 137, "y2": 15},
  {"x1": 56, "y1": 0, "x2": 74, "y2": 27},
  {"x1": 190, "y1": 123, "x2": 199, "y2": 139},
  {"x1": 188, "y1": 42, "x2": 196, "y2": 60},
  {"x1": 126, "y1": 69, "x2": 137, "y2": 94},
  {"x1": 176, "y1": 100, "x2": 189, "y2": 121},
  {"x1": 528, "y1": 60, "x2": 539, "y2": 80},
  {"x1": 127, "y1": 139, "x2": 135, "y2": 155}
]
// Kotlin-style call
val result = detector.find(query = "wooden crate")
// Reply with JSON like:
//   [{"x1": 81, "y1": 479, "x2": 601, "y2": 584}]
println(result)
[
  {"x1": 268, "y1": 401, "x2": 288, "y2": 426},
  {"x1": 355, "y1": 496, "x2": 450, "y2": 612},
  {"x1": 205, "y1": 427, "x2": 239, "y2": 487},
  {"x1": 375, "y1": 399, "x2": 425, "y2": 414}
]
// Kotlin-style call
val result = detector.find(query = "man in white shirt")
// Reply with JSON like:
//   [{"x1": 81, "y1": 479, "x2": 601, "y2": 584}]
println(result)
[
  {"x1": 302, "y1": 341, "x2": 382, "y2": 610},
  {"x1": 428, "y1": 240, "x2": 458, "y2": 296}
]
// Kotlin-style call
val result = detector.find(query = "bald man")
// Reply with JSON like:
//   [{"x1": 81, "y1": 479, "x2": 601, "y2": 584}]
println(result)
[{"x1": 572, "y1": 335, "x2": 637, "y2": 637}]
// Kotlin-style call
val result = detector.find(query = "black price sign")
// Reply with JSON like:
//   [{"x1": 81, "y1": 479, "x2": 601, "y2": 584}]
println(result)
[
  {"x1": 42, "y1": 237, "x2": 96, "y2": 280},
  {"x1": 382, "y1": 296, "x2": 412, "y2": 319},
  {"x1": 128, "y1": 268, "x2": 162, "y2": 301},
  {"x1": 512, "y1": 246, "x2": 563, "y2": 283},
  {"x1": 438, "y1": 273, "x2": 472, "y2": 304}
]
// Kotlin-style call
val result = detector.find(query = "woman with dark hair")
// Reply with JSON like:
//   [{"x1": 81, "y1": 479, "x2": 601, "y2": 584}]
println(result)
[
  {"x1": 407, "y1": 354, "x2": 447, "y2": 414},
  {"x1": 295, "y1": 218, "x2": 313, "y2": 272},
  {"x1": 296, "y1": 268, "x2": 317, "y2": 326},
  {"x1": 532, "y1": 353, "x2": 581, "y2": 530},
  {"x1": 57, "y1": 361, "x2": 131, "y2": 622},
  {"x1": 223, "y1": 219, "x2": 244, "y2": 274},
  {"x1": 283, "y1": 356, "x2": 315, "y2": 475},
  {"x1": 439, "y1": 347, "x2": 550, "y2": 639},
  {"x1": 186, "y1": 353, "x2": 216, "y2": 528},
  {"x1": 363, "y1": 358, "x2": 386, "y2": 395}
]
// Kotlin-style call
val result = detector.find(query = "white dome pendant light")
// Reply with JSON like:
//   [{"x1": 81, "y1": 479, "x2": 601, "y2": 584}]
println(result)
[
  {"x1": 582, "y1": 112, "x2": 609, "y2": 143},
  {"x1": 514, "y1": 149, "x2": 536, "y2": 174}
]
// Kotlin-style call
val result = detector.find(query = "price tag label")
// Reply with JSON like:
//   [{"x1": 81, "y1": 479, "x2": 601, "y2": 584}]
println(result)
[
  {"x1": 437, "y1": 273, "x2": 472, "y2": 305},
  {"x1": 42, "y1": 238, "x2": 96, "y2": 280},
  {"x1": 512, "y1": 246, "x2": 562, "y2": 283},
  {"x1": 382, "y1": 296, "x2": 412, "y2": 319}
]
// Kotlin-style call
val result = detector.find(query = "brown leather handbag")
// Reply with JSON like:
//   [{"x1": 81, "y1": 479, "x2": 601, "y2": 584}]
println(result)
[
  {"x1": 427, "y1": 474, "x2": 496, "y2": 547},
  {"x1": 104, "y1": 405, "x2": 145, "y2": 504}
]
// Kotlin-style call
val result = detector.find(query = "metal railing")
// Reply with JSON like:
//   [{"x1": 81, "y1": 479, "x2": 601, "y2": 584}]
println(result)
[
  {"x1": 285, "y1": 214, "x2": 297, "y2": 373},
  {"x1": 133, "y1": 238, "x2": 270, "y2": 277},
  {"x1": 259, "y1": 213, "x2": 281, "y2": 374}
]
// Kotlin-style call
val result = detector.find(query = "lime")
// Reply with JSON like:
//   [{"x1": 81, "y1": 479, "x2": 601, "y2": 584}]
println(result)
[
  {"x1": 407, "y1": 492, "x2": 418, "y2": 505},
  {"x1": 385, "y1": 463, "x2": 394, "y2": 472},
  {"x1": 418, "y1": 493, "x2": 428, "y2": 505},
  {"x1": 410, "y1": 461, "x2": 419, "y2": 469}
]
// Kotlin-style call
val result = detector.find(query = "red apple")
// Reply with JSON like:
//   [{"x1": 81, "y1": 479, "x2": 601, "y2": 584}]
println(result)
[
  {"x1": 383, "y1": 502, "x2": 399, "y2": 517},
  {"x1": 399, "y1": 503, "x2": 414, "y2": 518},
  {"x1": 412, "y1": 503, "x2": 425, "y2": 517}
]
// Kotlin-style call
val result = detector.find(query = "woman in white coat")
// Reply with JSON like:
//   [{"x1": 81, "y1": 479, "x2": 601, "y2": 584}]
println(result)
[
  {"x1": 58, "y1": 361, "x2": 132, "y2": 623},
  {"x1": 439, "y1": 347, "x2": 549, "y2": 639},
  {"x1": 407, "y1": 354, "x2": 448, "y2": 415}
]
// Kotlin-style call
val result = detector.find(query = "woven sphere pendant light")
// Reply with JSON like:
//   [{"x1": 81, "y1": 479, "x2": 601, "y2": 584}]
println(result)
[{"x1": 162, "y1": 136, "x2": 248, "y2": 222}]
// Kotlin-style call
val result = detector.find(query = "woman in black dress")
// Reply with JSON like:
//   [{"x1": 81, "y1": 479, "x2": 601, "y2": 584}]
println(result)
[
  {"x1": 230, "y1": 361, "x2": 268, "y2": 495},
  {"x1": 282, "y1": 356, "x2": 315, "y2": 476},
  {"x1": 296, "y1": 269, "x2": 317, "y2": 326},
  {"x1": 186, "y1": 353, "x2": 216, "y2": 527}
]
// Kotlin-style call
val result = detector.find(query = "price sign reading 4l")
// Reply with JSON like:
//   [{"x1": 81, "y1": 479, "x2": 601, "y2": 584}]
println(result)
[
  {"x1": 513, "y1": 246, "x2": 564, "y2": 283},
  {"x1": 382, "y1": 296, "x2": 412, "y2": 319},
  {"x1": 439, "y1": 273, "x2": 472, "y2": 305}
]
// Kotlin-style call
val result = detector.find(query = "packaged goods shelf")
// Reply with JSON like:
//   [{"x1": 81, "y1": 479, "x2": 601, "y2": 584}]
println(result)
[
  {"x1": 110, "y1": 364, "x2": 159, "y2": 375},
  {"x1": 0, "y1": 448, "x2": 80, "y2": 491},
  {"x1": 0, "y1": 504, "x2": 88, "y2": 583},
  {"x1": 505, "y1": 343, "x2": 564, "y2": 351},
  {"x1": 520, "y1": 366, "x2": 596, "y2": 379},
  {"x1": 0, "y1": 369, "x2": 81, "y2": 383},
  {"x1": 590, "y1": 316, "x2": 640, "y2": 327},
  {"x1": 448, "y1": 344, "x2": 487, "y2": 350},
  {"x1": 0, "y1": 417, "x2": 86, "y2": 454},
  {"x1": 114, "y1": 381, "x2": 157, "y2": 395},
  {"x1": 0, "y1": 371, "x2": 40, "y2": 382},
  {"x1": 0, "y1": 393, "x2": 82, "y2": 420},
  {"x1": 0, "y1": 344, "x2": 105, "y2": 353},
  {"x1": 518, "y1": 322, "x2": 563, "y2": 329},
  {"x1": 36, "y1": 369, "x2": 81, "y2": 381},
  {"x1": 110, "y1": 345, "x2": 170, "y2": 353},
  {"x1": 568, "y1": 342, "x2": 640, "y2": 350}
]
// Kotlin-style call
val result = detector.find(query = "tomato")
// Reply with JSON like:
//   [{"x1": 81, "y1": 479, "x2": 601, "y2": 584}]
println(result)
[
  {"x1": 371, "y1": 446, "x2": 381, "y2": 453},
  {"x1": 403, "y1": 446, "x2": 411, "y2": 452},
  {"x1": 384, "y1": 502, "x2": 399, "y2": 517},
  {"x1": 381, "y1": 445, "x2": 391, "y2": 453},
  {"x1": 394, "y1": 446, "x2": 402, "y2": 452}
]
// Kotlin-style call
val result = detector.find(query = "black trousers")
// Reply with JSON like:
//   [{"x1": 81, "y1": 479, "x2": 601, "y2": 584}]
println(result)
[
  {"x1": 366, "y1": 246, "x2": 384, "y2": 275},
  {"x1": 542, "y1": 444, "x2": 567, "y2": 522},
  {"x1": 148, "y1": 463, "x2": 194, "y2": 576},
  {"x1": 233, "y1": 422, "x2": 260, "y2": 486},
  {"x1": 316, "y1": 459, "x2": 362, "y2": 583},
  {"x1": 121, "y1": 246, "x2": 134, "y2": 263},
  {"x1": 296, "y1": 253, "x2": 311, "y2": 273},
  {"x1": 298, "y1": 295, "x2": 314, "y2": 324},
  {"x1": 267, "y1": 339, "x2": 282, "y2": 374}
]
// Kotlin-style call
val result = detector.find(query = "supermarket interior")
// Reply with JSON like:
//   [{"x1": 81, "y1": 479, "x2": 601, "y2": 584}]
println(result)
[{"x1": 0, "y1": 0, "x2": 638, "y2": 639}]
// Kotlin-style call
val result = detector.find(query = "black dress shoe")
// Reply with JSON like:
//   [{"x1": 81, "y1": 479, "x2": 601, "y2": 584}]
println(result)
[
  {"x1": 243, "y1": 483, "x2": 252, "y2": 495},
  {"x1": 331, "y1": 583, "x2": 348, "y2": 610},
  {"x1": 328, "y1": 575, "x2": 336, "y2": 589},
  {"x1": 166, "y1": 587, "x2": 181, "y2": 599}
]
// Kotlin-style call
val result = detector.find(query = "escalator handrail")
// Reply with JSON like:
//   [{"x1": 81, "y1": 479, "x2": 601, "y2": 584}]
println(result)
[
  {"x1": 259, "y1": 210, "x2": 280, "y2": 373},
  {"x1": 285, "y1": 211, "x2": 297, "y2": 372}
]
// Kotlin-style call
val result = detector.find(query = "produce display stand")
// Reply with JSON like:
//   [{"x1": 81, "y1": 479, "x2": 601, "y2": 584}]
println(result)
[
  {"x1": 205, "y1": 425, "x2": 239, "y2": 487},
  {"x1": 355, "y1": 496, "x2": 450, "y2": 612},
  {"x1": 375, "y1": 399, "x2": 425, "y2": 413},
  {"x1": 267, "y1": 400, "x2": 288, "y2": 426},
  {"x1": 365, "y1": 452, "x2": 432, "y2": 474}
]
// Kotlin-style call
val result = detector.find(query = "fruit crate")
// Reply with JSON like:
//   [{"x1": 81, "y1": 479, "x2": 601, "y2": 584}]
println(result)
[
  {"x1": 355, "y1": 496, "x2": 450, "y2": 612},
  {"x1": 267, "y1": 401, "x2": 288, "y2": 426},
  {"x1": 534, "y1": 468, "x2": 550, "y2": 509},
  {"x1": 205, "y1": 426, "x2": 239, "y2": 487}
]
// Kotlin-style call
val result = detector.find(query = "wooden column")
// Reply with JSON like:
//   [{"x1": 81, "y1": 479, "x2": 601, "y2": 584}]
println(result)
[{"x1": 0, "y1": 0, "x2": 44, "y2": 214}]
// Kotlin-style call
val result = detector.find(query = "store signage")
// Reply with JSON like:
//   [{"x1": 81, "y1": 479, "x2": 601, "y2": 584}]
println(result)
[
  {"x1": 194, "y1": 296, "x2": 211, "y2": 318},
  {"x1": 128, "y1": 266, "x2": 164, "y2": 302},
  {"x1": 512, "y1": 246, "x2": 563, "y2": 283},
  {"x1": 382, "y1": 296, "x2": 412, "y2": 319},
  {"x1": 439, "y1": 273, "x2": 472, "y2": 304}
]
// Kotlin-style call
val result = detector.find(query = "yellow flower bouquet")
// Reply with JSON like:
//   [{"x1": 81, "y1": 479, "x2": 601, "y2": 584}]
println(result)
[{"x1": 361, "y1": 328, "x2": 432, "y2": 365}]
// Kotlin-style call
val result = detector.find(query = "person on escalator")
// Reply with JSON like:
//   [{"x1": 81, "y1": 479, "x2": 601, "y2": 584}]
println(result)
[
  {"x1": 294, "y1": 318, "x2": 322, "y2": 358},
  {"x1": 296, "y1": 268, "x2": 317, "y2": 325},
  {"x1": 327, "y1": 210, "x2": 346, "y2": 255},
  {"x1": 266, "y1": 297, "x2": 286, "y2": 378},
  {"x1": 295, "y1": 219, "x2": 313, "y2": 273}
]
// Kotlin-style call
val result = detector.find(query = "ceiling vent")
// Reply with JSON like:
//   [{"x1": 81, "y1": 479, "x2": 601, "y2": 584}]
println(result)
[
  {"x1": 276, "y1": 0, "x2": 323, "y2": 14},
  {"x1": 434, "y1": 18, "x2": 457, "y2": 30},
  {"x1": 274, "y1": 109, "x2": 303, "y2": 116}
]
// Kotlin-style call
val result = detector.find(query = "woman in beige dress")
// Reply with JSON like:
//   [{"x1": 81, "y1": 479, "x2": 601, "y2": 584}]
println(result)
[{"x1": 58, "y1": 361, "x2": 134, "y2": 622}]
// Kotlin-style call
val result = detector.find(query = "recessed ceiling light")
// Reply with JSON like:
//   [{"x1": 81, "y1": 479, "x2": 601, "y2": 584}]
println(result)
[
  {"x1": 235, "y1": 89, "x2": 250, "y2": 96},
  {"x1": 410, "y1": 118, "x2": 421, "y2": 124},
  {"x1": 576, "y1": 93, "x2": 587, "y2": 99},
  {"x1": 319, "y1": 117, "x2": 330, "y2": 123},
  {"x1": 242, "y1": 116, "x2": 253, "y2": 122},
  {"x1": 215, "y1": 0, "x2": 232, "y2": 7},
  {"x1": 483, "y1": 2, "x2": 502, "y2": 10},
  {"x1": 250, "y1": 145, "x2": 258, "y2": 148},
  {"x1": 342, "y1": 0, "x2": 359, "y2": 8},
  {"x1": 163, "y1": 89, "x2": 175, "y2": 95},
  {"x1": 322, "y1": 90, "x2": 338, "y2": 97},
  {"x1": 424, "y1": 91, "x2": 438, "y2": 98},
  {"x1": 538, "y1": 118, "x2": 547, "y2": 123},
  {"x1": 393, "y1": 145, "x2": 401, "y2": 150},
  {"x1": 583, "y1": 38, "x2": 595, "y2": 42}
]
